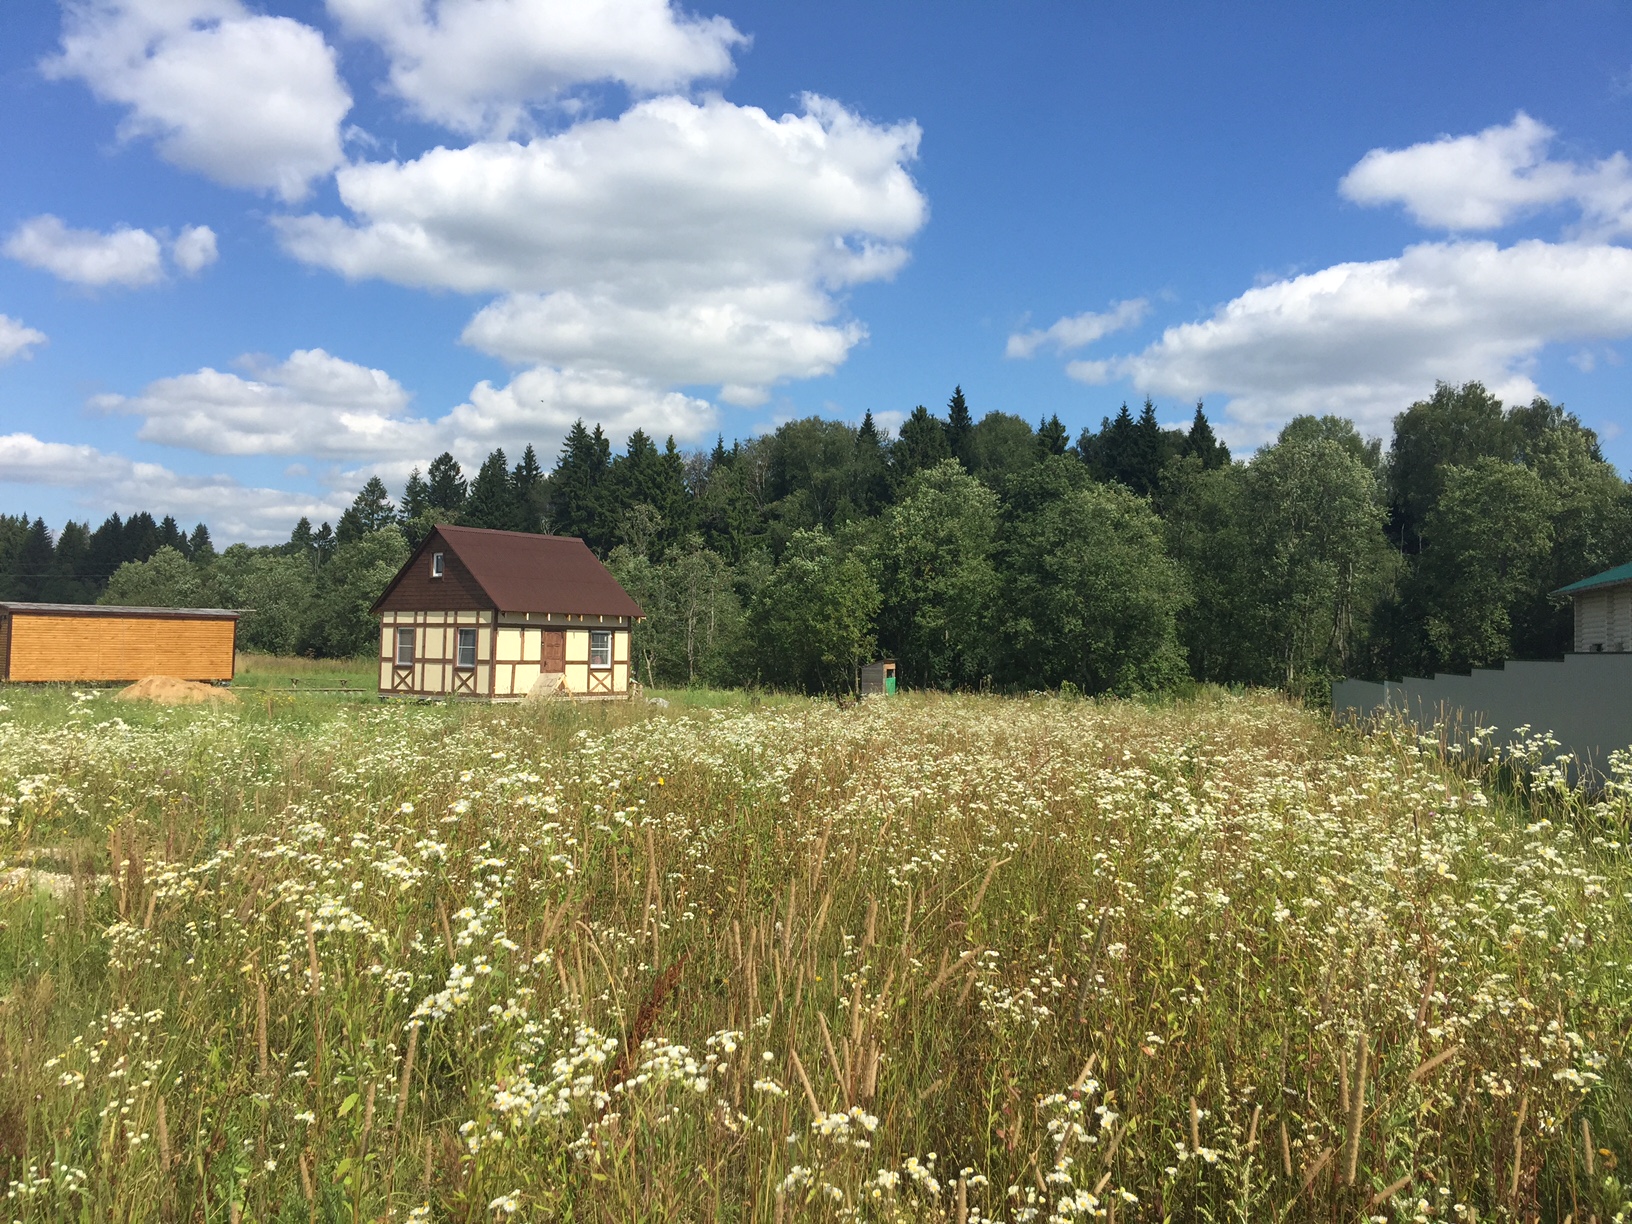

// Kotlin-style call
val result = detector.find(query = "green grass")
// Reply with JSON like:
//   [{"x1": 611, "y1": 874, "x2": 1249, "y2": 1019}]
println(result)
[
  {"x1": 231, "y1": 652, "x2": 376, "y2": 690},
  {"x1": 0, "y1": 688, "x2": 1627, "y2": 1222}
]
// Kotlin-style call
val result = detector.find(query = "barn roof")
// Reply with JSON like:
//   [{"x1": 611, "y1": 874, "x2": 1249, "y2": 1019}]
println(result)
[
  {"x1": 375, "y1": 525, "x2": 643, "y2": 618},
  {"x1": 0, "y1": 601, "x2": 239, "y2": 619},
  {"x1": 1553, "y1": 562, "x2": 1632, "y2": 597}
]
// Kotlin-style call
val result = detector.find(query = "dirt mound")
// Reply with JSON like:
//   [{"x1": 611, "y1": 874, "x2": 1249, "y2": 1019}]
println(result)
[{"x1": 116, "y1": 676, "x2": 239, "y2": 705}]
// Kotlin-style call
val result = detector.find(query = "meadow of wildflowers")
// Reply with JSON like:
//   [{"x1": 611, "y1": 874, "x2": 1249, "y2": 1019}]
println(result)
[{"x1": 0, "y1": 687, "x2": 1627, "y2": 1222}]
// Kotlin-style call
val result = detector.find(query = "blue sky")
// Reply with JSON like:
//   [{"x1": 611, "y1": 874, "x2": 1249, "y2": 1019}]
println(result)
[{"x1": 3, "y1": 1, "x2": 1632, "y2": 542}]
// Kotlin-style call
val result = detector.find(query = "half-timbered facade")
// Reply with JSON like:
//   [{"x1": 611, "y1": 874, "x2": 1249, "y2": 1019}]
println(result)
[{"x1": 371, "y1": 526, "x2": 642, "y2": 700}]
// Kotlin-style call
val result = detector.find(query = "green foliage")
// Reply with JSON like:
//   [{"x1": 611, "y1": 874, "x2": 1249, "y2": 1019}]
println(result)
[
  {"x1": 995, "y1": 460, "x2": 1188, "y2": 694},
  {"x1": 749, "y1": 528, "x2": 880, "y2": 693},
  {"x1": 874, "y1": 460, "x2": 999, "y2": 689},
  {"x1": 99, "y1": 545, "x2": 213, "y2": 608},
  {"x1": 297, "y1": 528, "x2": 411, "y2": 657},
  {"x1": 609, "y1": 544, "x2": 746, "y2": 687},
  {"x1": 1419, "y1": 459, "x2": 1556, "y2": 671},
  {"x1": 963, "y1": 411, "x2": 1038, "y2": 486},
  {"x1": 212, "y1": 546, "x2": 316, "y2": 655},
  {"x1": 890, "y1": 405, "x2": 952, "y2": 489}
]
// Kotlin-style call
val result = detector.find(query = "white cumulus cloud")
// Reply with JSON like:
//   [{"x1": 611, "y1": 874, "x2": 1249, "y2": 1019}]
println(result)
[
  {"x1": 1340, "y1": 112, "x2": 1632, "y2": 235},
  {"x1": 1006, "y1": 298, "x2": 1149, "y2": 359},
  {"x1": 0, "y1": 316, "x2": 48, "y2": 364},
  {"x1": 438, "y1": 364, "x2": 715, "y2": 458},
  {"x1": 6, "y1": 216, "x2": 221, "y2": 286},
  {"x1": 98, "y1": 347, "x2": 717, "y2": 480},
  {"x1": 5, "y1": 215, "x2": 164, "y2": 287},
  {"x1": 277, "y1": 93, "x2": 926, "y2": 404},
  {"x1": 97, "y1": 348, "x2": 427, "y2": 458},
  {"x1": 327, "y1": 0, "x2": 746, "y2": 135},
  {"x1": 45, "y1": 0, "x2": 352, "y2": 201},
  {"x1": 1085, "y1": 239, "x2": 1632, "y2": 447},
  {"x1": 0, "y1": 432, "x2": 345, "y2": 544},
  {"x1": 171, "y1": 224, "x2": 218, "y2": 274}
]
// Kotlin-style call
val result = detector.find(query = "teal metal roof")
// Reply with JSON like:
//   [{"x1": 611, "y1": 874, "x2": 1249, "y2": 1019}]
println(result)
[{"x1": 1553, "y1": 562, "x2": 1632, "y2": 597}]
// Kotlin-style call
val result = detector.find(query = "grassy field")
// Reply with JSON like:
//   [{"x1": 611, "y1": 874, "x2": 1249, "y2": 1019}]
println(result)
[{"x1": 0, "y1": 687, "x2": 1627, "y2": 1222}]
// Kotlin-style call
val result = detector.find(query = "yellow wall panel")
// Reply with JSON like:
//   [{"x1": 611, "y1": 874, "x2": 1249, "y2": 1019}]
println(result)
[
  {"x1": 565, "y1": 631, "x2": 589, "y2": 663},
  {"x1": 8, "y1": 615, "x2": 235, "y2": 682}
]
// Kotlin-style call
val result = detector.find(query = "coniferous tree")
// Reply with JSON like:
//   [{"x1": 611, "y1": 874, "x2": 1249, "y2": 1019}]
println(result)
[
  {"x1": 399, "y1": 469, "x2": 430, "y2": 522},
  {"x1": 158, "y1": 514, "x2": 187, "y2": 556},
  {"x1": 15, "y1": 517, "x2": 54, "y2": 601},
  {"x1": 426, "y1": 452, "x2": 467, "y2": 515},
  {"x1": 945, "y1": 386, "x2": 973, "y2": 467},
  {"x1": 337, "y1": 476, "x2": 397, "y2": 543},
  {"x1": 187, "y1": 523, "x2": 215, "y2": 563},
  {"x1": 1037, "y1": 413, "x2": 1069, "y2": 457},
  {"x1": 1182, "y1": 402, "x2": 1230, "y2": 469},
  {"x1": 463, "y1": 449, "x2": 518, "y2": 530},
  {"x1": 550, "y1": 420, "x2": 612, "y2": 546},
  {"x1": 42, "y1": 520, "x2": 95, "y2": 603},
  {"x1": 124, "y1": 512, "x2": 160, "y2": 565},
  {"x1": 511, "y1": 444, "x2": 548, "y2": 533},
  {"x1": 891, "y1": 406, "x2": 952, "y2": 488},
  {"x1": 312, "y1": 521, "x2": 336, "y2": 563},
  {"x1": 85, "y1": 514, "x2": 126, "y2": 591},
  {"x1": 286, "y1": 517, "x2": 315, "y2": 559}
]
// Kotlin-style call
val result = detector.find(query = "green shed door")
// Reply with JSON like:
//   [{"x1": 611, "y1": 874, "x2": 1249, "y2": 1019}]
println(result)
[{"x1": 885, "y1": 675, "x2": 896, "y2": 695}]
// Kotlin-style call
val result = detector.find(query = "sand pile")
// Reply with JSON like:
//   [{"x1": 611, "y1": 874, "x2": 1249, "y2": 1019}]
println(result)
[{"x1": 116, "y1": 676, "x2": 239, "y2": 705}]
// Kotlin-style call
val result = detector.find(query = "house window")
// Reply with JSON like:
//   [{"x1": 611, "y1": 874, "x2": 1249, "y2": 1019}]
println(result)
[
  {"x1": 395, "y1": 627, "x2": 415, "y2": 666},
  {"x1": 589, "y1": 628, "x2": 613, "y2": 668},
  {"x1": 456, "y1": 627, "x2": 478, "y2": 669},
  {"x1": 431, "y1": 552, "x2": 445, "y2": 578}
]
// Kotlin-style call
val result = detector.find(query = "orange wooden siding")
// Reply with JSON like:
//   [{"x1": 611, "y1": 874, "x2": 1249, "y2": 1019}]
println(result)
[{"x1": 6, "y1": 615, "x2": 235, "y2": 682}]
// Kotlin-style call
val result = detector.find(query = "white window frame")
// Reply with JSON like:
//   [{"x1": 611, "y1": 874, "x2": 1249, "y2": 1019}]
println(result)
[
  {"x1": 431, "y1": 552, "x2": 445, "y2": 578},
  {"x1": 589, "y1": 628, "x2": 613, "y2": 669},
  {"x1": 456, "y1": 627, "x2": 478, "y2": 669},
  {"x1": 395, "y1": 626, "x2": 415, "y2": 666}
]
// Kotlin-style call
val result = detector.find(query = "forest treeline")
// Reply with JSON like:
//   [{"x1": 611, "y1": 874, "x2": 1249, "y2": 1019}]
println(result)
[{"x1": 4, "y1": 382, "x2": 1627, "y2": 697}]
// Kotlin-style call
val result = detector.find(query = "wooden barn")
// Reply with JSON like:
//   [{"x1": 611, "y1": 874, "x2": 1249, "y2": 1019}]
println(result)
[
  {"x1": 0, "y1": 602, "x2": 238, "y2": 683},
  {"x1": 372, "y1": 525, "x2": 643, "y2": 700}
]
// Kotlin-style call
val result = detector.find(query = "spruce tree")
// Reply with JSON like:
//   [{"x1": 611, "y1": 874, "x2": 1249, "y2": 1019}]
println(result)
[
  {"x1": 945, "y1": 386, "x2": 973, "y2": 466},
  {"x1": 15, "y1": 517, "x2": 54, "y2": 601},
  {"x1": 511, "y1": 444, "x2": 547, "y2": 532},
  {"x1": 124, "y1": 512, "x2": 160, "y2": 564},
  {"x1": 1182, "y1": 401, "x2": 1230, "y2": 469},
  {"x1": 158, "y1": 514, "x2": 187, "y2": 555},
  {"x1": 399, "y1": 468, "x2": 430, "y2": 521},
  {"x1": 426, "y1": 452, "x2": 467, "y2": 514},
  {"x1": 891, "y1": 405, "x2": 953, "y2": 487},
  {"x1": 1037, "y1": 413, "x2": 1069, "y2": 457},
  {"x1": 337, "y1": 476, "x2": 397, "y2": 542},
  {"x1": 187, "y1": 523, "x2": 216, "y2": 563},
  {"x1": 550, "y1": 420, "x2": 611, "y2": 544},
  {"x1": 463, "y1": 449, "x2": 518, "y2": 530},
  {"x1": 43, "y1": 520, "x2": 94, "y2": 603}
]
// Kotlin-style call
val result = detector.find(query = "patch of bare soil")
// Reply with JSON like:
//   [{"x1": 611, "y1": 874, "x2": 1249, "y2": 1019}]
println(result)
[{"x1": 115, "y1": 676, "x2": 239, "y2": 705}]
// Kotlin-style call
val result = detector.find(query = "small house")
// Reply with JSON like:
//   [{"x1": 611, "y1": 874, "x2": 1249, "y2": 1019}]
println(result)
[
  {"x1": 0, "y1": 602, "x2": 238, "y2": 683},
  {"x1": 1555, "y1": 562, "x2": 1632, "y2": 652},
  {"x1": 371, "y1": 525, "x2": 643, "y2": 700}
]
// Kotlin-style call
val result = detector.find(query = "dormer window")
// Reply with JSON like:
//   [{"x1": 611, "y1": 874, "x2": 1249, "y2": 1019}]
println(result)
[{"x1": 431, "y1": 552, "x2": 445, "y2": 578}]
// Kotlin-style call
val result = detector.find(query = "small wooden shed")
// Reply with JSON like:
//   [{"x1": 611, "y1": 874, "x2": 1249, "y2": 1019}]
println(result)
[
  {"x1": 0, "y1": 602, "x2": 239, "y2": 682},
  {"x1": 371, "y1": 525, "x2": 644, "y2": 700},
  {"x1": 860, "y1": 659, "x2": 897, "y2": 696},
  {"x1": 1555, "y1": 562, "x2": 1632, "y2": 652}
]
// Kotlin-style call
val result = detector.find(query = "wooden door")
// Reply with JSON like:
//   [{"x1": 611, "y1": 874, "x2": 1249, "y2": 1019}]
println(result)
[{"x1": 542, "y1": 630, "x2": 566, "y2": 672}]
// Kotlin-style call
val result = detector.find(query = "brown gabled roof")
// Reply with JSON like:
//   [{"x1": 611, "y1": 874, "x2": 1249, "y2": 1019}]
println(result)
[{"x1": 373, "y1": 525, "x2": 644, "y2": 618}]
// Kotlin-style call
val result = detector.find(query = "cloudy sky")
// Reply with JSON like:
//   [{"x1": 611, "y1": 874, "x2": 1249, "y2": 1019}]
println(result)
[{"x1": 3, "y1": 1, "x2": 1632, "y2": 542}]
